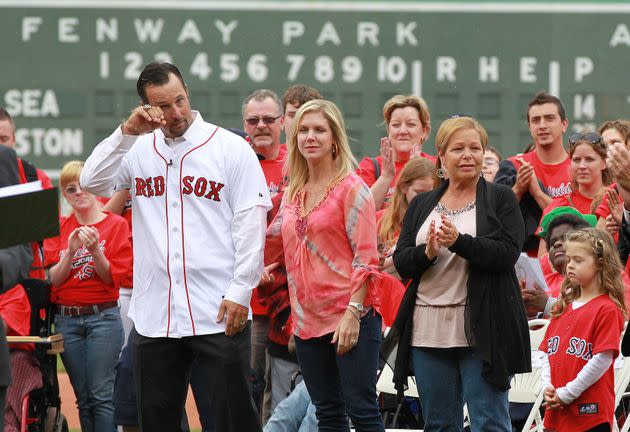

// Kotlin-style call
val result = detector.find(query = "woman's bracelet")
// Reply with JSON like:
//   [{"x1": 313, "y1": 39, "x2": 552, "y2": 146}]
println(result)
[{"x1": 345, "y1": 305, "x2": 361, "y2": 322}]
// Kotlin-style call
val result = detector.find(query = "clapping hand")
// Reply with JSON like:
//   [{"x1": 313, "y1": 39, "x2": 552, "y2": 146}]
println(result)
[
  {"x1": 425, "y1": 220, "x2": 440, "y2": 260},
  {"x1": 77, "y1": 226, "x2": 100, "y2": 254},
  {"x1": 437, "y1": 214, "x2": 459, "y2": 248},
  {"x1": 608, "y1": 143, "x2": 630, "y2": 190},
  {"x1": 380, "y1": 137, "x2": 395, "y2": 180}
]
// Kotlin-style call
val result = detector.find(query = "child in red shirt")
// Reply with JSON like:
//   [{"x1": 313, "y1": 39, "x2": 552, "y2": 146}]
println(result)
[{"x1": 540, "y1": 228, "x2": 625, "y2": 431}]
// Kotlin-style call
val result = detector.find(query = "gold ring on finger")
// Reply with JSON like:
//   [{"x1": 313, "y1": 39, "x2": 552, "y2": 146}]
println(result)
[{"x1": 143, "y1": 104, "x2": 151, "y2": 111}]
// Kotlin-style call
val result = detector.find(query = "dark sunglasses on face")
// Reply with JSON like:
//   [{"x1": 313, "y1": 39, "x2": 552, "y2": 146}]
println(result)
[
  {"x1": 244, "y1": 114, "x2": 282, "y2": 126},
  {"x1": 568, "y1": 132, "x2": 604, "y2": 147}
]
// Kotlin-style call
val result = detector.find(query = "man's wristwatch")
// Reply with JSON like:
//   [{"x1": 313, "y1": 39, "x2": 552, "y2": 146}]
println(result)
[{"x1": 348, "y1": 302, "x2": 365, "y2": 313}]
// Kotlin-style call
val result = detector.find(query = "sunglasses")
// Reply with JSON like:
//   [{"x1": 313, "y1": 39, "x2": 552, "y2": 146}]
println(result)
[
  {"x1": 245, "y1": 114, "x2": 282, "y2": 126},
  {"x1": 568, "y1": 132, "x2": 604, "y2": 147}
]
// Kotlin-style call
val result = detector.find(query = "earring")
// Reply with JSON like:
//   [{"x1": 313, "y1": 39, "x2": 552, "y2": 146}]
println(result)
[
  {"x1": 332, "y1": 144, "x2": 338, "y2": 159},
  {"x1": 436, "y1": 168, "x2": 445, "y2": 179}
]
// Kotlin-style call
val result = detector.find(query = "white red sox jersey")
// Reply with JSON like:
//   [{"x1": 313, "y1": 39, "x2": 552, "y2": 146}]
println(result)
[
  {"x1": 81, "y1": 112, "x2": 272, "y2": 337},
  {"x1": 540, "y1": 294, "x2": 623, "y2": 431}
]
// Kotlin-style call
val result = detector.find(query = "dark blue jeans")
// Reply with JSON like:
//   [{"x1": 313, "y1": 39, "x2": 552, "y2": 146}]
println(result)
[{"x1": 295, "y1": 311, "x2": 384, "y2": 432}]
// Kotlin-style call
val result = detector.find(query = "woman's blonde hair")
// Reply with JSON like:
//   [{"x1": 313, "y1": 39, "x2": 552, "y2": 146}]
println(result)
[
  {"x1": 383, "y1": 95, "x2": 431, "y2": 136},
  {"x1": 59, "y1": 160, "x2": 84, "y2": 190},
  {"x1": 552, "y1": 228, "x2": 626, "y2": 318},
  {"x1": 377, "y1": 158, "x2": 437, "y2": 251},
  {"x1": 285, "y1": 99, "x2": 356, "y2": 201},
  {"x1": 434, "y1": 117, "x2": 488, "y2": 182}
]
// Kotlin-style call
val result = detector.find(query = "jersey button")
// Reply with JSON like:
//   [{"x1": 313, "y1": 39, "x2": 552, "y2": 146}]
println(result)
[
  {"x1": 173, "y1": 227, "x2": 179, "y2": 232},
  {"x1": 176, "y1": 279, "x2": 181, "y2": 285},
  {"x1": 172, "y1": 202, "x2": 178, "y2": 208}
]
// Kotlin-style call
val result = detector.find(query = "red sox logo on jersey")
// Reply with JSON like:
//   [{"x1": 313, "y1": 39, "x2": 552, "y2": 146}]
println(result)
[
  {"x1": 566, "y1": 337, "x2": 593, "y2": 361},
  {"x1": 547, "y1": 335, "x2": 593, "y2": 360},
  {"x1": 134, "y1": 176, "x2": 225, "y2": 202}
]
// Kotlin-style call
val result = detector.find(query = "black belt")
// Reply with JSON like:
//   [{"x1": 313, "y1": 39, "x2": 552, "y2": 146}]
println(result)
[{"x1": 55, "y1": 301, "x2": 118, "y2": 317}]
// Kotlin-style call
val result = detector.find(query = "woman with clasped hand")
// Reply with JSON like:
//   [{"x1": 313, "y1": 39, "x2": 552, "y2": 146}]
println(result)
[
  {"x1": 388, "y1": 116, "x2": 531, "y2": 431},
  {"x1": 44, "y1": 161, "x2": 131, "y2": 432},
  {"x1": 265, "y1": 99, "x2": 384, "y2": 431}
]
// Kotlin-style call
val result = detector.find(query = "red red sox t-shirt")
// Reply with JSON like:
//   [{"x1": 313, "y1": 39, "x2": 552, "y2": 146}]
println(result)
[
  {"x1": 44, "y1": 212, "x2": 132, "y2": 306},
  {"x1": 540, "y1": 295, "x2": 623, "y2": 431},
  {"x1": 509, "y1": 151, "x2": 571, "y2": 198}
]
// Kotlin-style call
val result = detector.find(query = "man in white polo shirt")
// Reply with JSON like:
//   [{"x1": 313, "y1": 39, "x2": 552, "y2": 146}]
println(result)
[{"x1": 81, "y1": 62, "x2": 270, "y2": 432}]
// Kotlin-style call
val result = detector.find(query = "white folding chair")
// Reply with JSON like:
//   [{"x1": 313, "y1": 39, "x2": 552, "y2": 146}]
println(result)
[{"x1": 512, "y1": 318, "x2": 550, "y2": 432}]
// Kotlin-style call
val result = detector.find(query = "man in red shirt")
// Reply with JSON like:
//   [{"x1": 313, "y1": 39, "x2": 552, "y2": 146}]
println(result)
[
  {"x1": 495, "y1": 92, "x2": 571, "y2": 254},
  {"x1": 242, "y1": 89, "x2": 287, "y2": 418}
]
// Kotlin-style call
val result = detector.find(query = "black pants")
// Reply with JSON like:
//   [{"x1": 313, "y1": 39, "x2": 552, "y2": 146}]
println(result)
[{"x1": 133, "y1": 325, "x2": 261, "y2": 432}]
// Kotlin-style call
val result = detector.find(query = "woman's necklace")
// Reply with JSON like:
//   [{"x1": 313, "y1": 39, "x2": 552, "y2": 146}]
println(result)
[{"x1": 295, "y1": 174, "x2": 347, "y2": 241}]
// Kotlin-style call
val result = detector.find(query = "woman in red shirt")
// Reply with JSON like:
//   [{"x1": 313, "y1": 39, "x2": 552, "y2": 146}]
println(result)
[
  {"x1": 356, "y1": 94, "x2": 434, "y2": 210},
  {"x1": 44, "y1": 161, "x2": 132, "y2": 432},
  {"x1": 538, "y1": 132, "x2": 610, "y2": 255}
]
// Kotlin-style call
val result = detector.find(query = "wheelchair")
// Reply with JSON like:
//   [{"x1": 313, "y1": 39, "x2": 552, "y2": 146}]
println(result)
[{"x1": 7, "y1": 278, "x2": 68, "y2": 432}]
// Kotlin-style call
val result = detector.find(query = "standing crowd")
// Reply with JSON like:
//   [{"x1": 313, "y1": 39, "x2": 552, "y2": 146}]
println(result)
[{"x1": 1, "y1": 61, "x2": 630, "y2": 432}]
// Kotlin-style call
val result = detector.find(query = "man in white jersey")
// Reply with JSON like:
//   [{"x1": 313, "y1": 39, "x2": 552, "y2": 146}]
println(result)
[{"x1": 80, "y1": 62, "x2": 270, "y2": 432}]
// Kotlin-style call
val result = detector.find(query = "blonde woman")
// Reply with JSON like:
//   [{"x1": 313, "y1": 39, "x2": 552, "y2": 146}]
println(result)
[
  {"x1": 44, "y1": 161, "x2": 131, "y2": 432},
  {"x1": 388, "y1": 116, "x2": 530, "y2": 431},
  {"x1": 265, "y1": 99, "x2": 384, "y2": 431},
  {"x1": 356, "y1": 94, "x2": 433, "y2": 210}
]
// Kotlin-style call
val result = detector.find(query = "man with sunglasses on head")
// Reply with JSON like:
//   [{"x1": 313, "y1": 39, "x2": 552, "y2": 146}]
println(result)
[
  {"x1": 495, "y1": 91, "x2": 571, "y2": 255},
  {"x1": 81, "y1": 62, "x2": 271, "y2": 432}
]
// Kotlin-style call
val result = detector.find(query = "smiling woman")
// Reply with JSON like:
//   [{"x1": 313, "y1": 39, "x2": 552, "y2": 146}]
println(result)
[
  {"x1": 356, "y1": 94, "x2": 434, "y2": 210},
  {"x1": 43, "y1": 160, "x2": 131, "y2": 432}
]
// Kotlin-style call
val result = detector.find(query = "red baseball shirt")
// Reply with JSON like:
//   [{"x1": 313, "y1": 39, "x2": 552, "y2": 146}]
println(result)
[
  {"x1": 540, "y1": 295, "x2": 624, "y2": 431},
  {"x1": 44, "y1": 212, "x2": 132, "y2": 306}
]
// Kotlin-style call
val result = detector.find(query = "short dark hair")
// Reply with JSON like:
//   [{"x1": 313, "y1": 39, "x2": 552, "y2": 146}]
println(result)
[
  {"x1": 544, "y1": 214, "x2": 590, "y2": 247},
  {"x1": 527, "y1": 91, "x2": 567, "y2": 123},
  {"x1": 136, "y1": 63, "x2": 186, "y2": 103},
  {"x1": 0, "y1": 107, "x2": 15, "y2": 132},
  {"x1": 282, "y1": 85, "x2": 323, "y2": 110}
]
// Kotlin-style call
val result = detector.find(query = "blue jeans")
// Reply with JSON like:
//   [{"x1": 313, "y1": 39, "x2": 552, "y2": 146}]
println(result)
[
  {"x1": 411, "y1": 347, "x2": 511, "y2": 432},
  {"x1": 264, "y1": 380, "x2": 318, "y2": 432},
  {"x1": 295, "y1": 311, "x2": 385, "y2": 432},
  {"x1": 55, "y1": 306, "x2": 124, "y2": 432}
]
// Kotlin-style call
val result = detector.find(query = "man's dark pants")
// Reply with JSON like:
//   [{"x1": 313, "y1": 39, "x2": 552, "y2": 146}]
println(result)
[{"x1": 133, "y1": 324, "x2": 261, "y2": 432}]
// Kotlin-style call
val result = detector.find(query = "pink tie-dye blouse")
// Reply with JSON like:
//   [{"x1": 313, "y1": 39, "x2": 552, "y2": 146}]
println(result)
[{"x1": 265, "y1": 173, "x2": 381, "y2": 339}]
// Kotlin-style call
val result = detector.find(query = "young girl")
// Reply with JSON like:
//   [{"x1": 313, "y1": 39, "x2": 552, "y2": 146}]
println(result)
[{"x1": 541, "y1": 228, "x2": 626, "y2": 432}]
